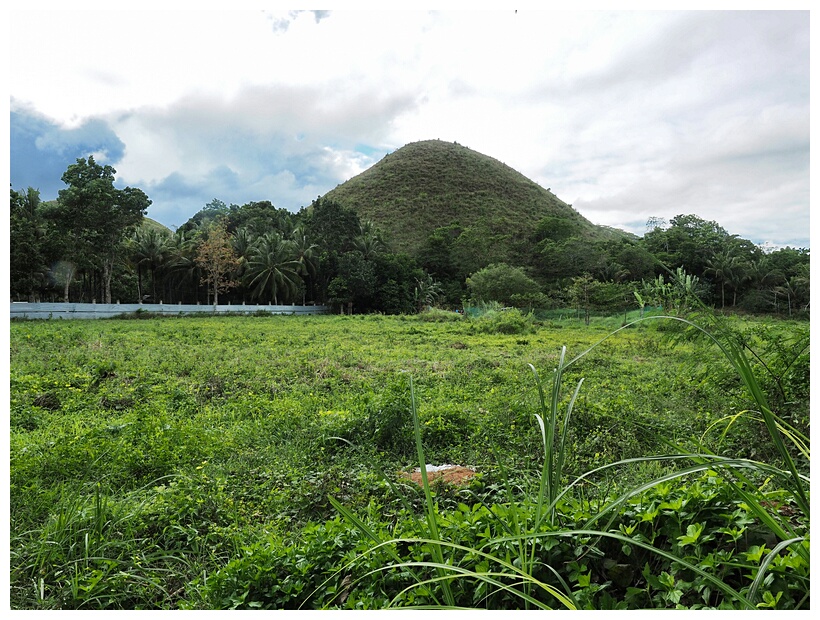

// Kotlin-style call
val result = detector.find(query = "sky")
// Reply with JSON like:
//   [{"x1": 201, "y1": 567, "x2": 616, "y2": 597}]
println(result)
[{"x1": 7, "y1": 3, "x2": 812, "y2": 249}]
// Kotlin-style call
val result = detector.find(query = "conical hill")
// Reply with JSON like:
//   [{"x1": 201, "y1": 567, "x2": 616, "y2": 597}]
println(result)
[{"x1": 322, "y1": 139, "x2": 611, "y2": 257}]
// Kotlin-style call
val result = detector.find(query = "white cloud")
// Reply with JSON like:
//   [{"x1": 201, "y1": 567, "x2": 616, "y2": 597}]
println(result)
[{"x1": 8, "y1": 7, "x2": 810, "y2": 247}]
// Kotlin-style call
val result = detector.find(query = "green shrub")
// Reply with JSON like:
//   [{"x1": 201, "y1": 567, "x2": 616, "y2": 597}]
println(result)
[
  {"x1": 472, "y1": 308, "x2": 536, "y2": 335},
  {"x1": 201, "y1": 513, "x2": 397, "y2": 609},
  {"x1": 417, "y1": 307, "x2": 464, "y2": 322}
]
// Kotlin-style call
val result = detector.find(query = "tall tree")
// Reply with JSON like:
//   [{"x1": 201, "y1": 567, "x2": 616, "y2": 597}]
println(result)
[
  {"x1": 302, "y1": 198, "x2": 362, "y2": 302},
  {"x1": 195, "y1": 219, "x2": 240, "y2": 305},
  {"x1": 643, "y1": 214, "x2": 729, "y2": 278},
  {"x1": 164, "y1": 230, "x2": 201, "y2": 303},
  {"x1": 9, "y1": 187, "x2": 55, "y2": 301},
  {"x1": 290, "y1": 227, "x2": 319, "y2": 303},
  {"x1": 705, "y1": 249, "x2": 741, "y2": 309},
  {"x1": 54, "y1": 157, "x2": 150, "y2": 302},
  {"x1": 244, "y1": 232, "x2": 301, "y2": 304},
  {"x1": 128, "y1": 227, "x2": 172, "y2": 302}
]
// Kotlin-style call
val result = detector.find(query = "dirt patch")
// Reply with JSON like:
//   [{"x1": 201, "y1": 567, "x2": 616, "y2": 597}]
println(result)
[{"x1": 398, "y1": 466, "x2": 477, "y2": 487}]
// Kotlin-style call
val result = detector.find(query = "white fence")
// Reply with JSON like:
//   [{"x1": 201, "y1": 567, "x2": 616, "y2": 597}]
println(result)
[{"x1": 10, "y1": 302, "x2": 329, "y2": 320}]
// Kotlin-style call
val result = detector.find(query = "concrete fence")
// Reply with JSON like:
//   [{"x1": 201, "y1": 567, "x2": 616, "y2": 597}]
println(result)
[{"x1": 10, "y1": 302, "x2": 329, "y2": 320}]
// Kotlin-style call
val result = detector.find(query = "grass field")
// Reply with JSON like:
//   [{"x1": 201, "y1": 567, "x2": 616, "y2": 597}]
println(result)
[{"x1": 8, "y1": 310, "x2": 810, "y2": 609}]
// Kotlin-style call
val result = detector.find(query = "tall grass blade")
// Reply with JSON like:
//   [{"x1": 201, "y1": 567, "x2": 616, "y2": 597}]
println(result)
[
  {"x1": 408, "y1": 376, "x2": 456, "y2": 607},
  {"x1": 747, "y1": 537, "x2": 806, "y2": 604}
]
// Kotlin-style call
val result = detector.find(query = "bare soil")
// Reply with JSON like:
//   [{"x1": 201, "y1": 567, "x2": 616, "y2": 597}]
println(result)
[{"x1": 398, "y1": 466, "x2": 477, "y2": 487}]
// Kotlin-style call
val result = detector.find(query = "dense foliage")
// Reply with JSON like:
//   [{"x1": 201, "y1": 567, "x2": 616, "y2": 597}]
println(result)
[
  {"x1": 9, "y1": 311, "x2": 809, "y2": 609},
  {"x1": 9, "y1": 143, "x2": 809, "y2": 316}
]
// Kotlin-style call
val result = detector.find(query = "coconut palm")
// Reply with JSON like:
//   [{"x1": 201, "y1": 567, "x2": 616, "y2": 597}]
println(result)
[
  {"x1": 290, "y1": 227, "x2": 319, "y2": 276},
  {"x1": 231, "y1": 227, "x2": 256, "y2": 300},
  {"x1": 705, "y1": 249, "x2": 740, "y2": 309},
  {"x1": 128, "y1": 227, "x2": 172, "y2": 302},
  {"x1": 290, "y1": 227, "x2": 319, "y2": 303},
  {"x1": 353, "y1": 220, "x2": 387, "y2": 260},
  {"x1": 164, "y1": 230, "x2": 201, "y2": 303},
  {"x1": 747, "y1": 258, "x2": 783, "y2": 290},
  {"x1": 774, "y1": 267, "x2": 809, "y2": 316},
  {"x1": 244, "y1": 232, "x2": 302, "y2": 304}
]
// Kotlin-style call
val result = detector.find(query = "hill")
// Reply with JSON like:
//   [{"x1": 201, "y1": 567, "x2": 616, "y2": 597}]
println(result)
[
  {"x1": 140, "y1": 217, "x2": 171, "y2": 234},
  {"x1": 322, "y1": 139, "x2": 624, "y2": 257}
]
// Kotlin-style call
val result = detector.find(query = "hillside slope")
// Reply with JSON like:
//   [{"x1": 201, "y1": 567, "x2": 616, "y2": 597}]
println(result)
[{"x1": 322, "y1": 139, "x2": 615, "y2": 256}]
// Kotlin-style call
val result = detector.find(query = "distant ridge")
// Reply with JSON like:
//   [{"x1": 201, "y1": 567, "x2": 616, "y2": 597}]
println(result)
[{"x1": 322, "y1": 139, "x2": 619, "y2": 257}]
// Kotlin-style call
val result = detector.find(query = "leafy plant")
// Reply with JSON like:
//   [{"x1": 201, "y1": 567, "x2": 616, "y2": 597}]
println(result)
[{"x1": 331, "y1": 314, "x2": 809, "y2": 609}]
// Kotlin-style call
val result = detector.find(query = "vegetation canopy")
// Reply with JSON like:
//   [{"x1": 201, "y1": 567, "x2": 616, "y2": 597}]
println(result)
[{"x1": 10, "y1": 142, "x2": 809, "y2": 316}]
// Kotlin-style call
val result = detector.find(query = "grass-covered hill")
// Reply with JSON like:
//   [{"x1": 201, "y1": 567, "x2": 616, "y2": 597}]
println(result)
[
  {"x1": 139, "y1": 216, "x2": 172, "y2": 234},
  {"x1": 322, "y1": 139, "x2": 625, "y2": 256}
]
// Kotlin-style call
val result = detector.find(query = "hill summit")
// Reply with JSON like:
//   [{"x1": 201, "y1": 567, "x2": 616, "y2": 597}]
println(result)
[{"x1": 322, "y1": 139, "x2": 605, "y2": 257}]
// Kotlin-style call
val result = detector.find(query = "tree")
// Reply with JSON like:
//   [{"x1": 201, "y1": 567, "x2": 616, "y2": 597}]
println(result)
[
  {"x1": 54, "y1": 157, "x2": 150, "y2": 302},
  {"x1": 569, "y1": 274, "x2": 599, "y2": 325},
  {"x1": 326, "y1": 252, "x2": 378, "y2": 313},
  {"x1": 195, "y1": 219, "x2": 240, "y2": 305},
  {"x1": 164, "y1": 230, "x2": 201, "y2": 303},
  {"x1": 418, "y1": 224, "x2": 466, "y2": 306},
  {"x1": 226, "y1": 200, "x2": 294, "y2": 236},
  {"x1": 128, "y1": 227, "x2": 171, "y2": 302},
  {"x1": 179, "y1": 198, "x2": 231, "y2": 234},
  {"x1": 231, "y1": 227, "x2": 256, "y2": 301},
  {"x1": 413, "y1": 272, "x2": 444, "y2": 312},
  {"x1": 773, "y1": 266, "x2": 809, "y2": 317},
  {"x1": 705, "y1": 249, "x2": 741, "y2": 309},
  {"x1": 9, "y1": 187, "x2": 55, "y2": 301},
  {"x1": 290, "y1": 227, "x2": 319, "y2": 303},
  {"x1": 244, "y1": 232, "x2": 301, "y2": 304},
  {"x1": 466, "y1": 263, "x2": 540, "y2": 306},
  {"x1": 643, "y1": 214, "x2": 729, "y2": 278},
  {"x1": 353, "y1": 221, "x2": 388, "y2": 259},
  {"x1": 536, "y1": 237, "x2": 604, "y2": 282},
  {"x1": 302, "y1": 198, "x2": 362, "y2": 303}
]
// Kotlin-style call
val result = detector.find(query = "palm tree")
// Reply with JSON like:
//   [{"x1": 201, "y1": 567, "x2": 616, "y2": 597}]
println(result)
[
  {"x1": 290, "y1": 227, "x2": 319, "y2": 303},
  {"x1": 705, "y1": 249, "x2": 740, "y2": 309},
  {"x1": 244, "y1": 232, "x2": 302, "y2": 304},
  {"x1": 414, "y1": 273, "x2": 443, "y2": 313},
  {"x1": 128, "y1": 228, "x2": 172, "y2": 302},
  {"x1": 594, "y1": 260, "x2": 629, "y2": 283},
  {"x1": 164, "y1": 230, "x2": 200, "y2": 303},
  {"x1": 774, "y1": 265, "x2": 810, "y2": 316},
  {"x1": 231, "y1": 227, "x2": 255, "y2": 301},
  {"x1": 353, "y1": 220, "x2": 387, "y2": 260},
  {"x1": 725, "y1": 259, "x2": 751, "y2": 307},
  {"x1": 747, "y1": 258, "x2": 783, "y2": 290}
]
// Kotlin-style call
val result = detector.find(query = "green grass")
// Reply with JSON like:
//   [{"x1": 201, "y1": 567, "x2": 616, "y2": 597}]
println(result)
[{"x1": 9, "y1": 312, "x2": 809, "y2": 609}]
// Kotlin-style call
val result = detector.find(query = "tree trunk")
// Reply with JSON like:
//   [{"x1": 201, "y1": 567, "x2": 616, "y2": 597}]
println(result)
[
  {"x1": 102, "y1": 258, "x2": 113, "y2": 304},
  {"x1": 63, "y1": 264, "x2": 76, "y2": 302}
]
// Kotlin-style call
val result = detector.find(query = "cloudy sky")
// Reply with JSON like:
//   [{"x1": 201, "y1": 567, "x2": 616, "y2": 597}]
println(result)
[{"x1": 8, "y1": 4, "x2": 811, "y2": 249}]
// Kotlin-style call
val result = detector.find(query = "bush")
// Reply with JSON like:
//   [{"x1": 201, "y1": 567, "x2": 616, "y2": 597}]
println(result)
[
  {"x1": 472, "y1": 308, "x2": 536, "y2": 335},
  {"x1": 417, "y1": 307, "x2": 464, "y2": 322},
  {"x1": 466, "y1": 263, "x2": 540, "y2": 306}
]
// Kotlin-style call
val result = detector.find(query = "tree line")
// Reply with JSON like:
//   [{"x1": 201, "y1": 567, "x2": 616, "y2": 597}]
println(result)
[{"x1": 9, "y1": 157, "x2": 809, "y2": 317}]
